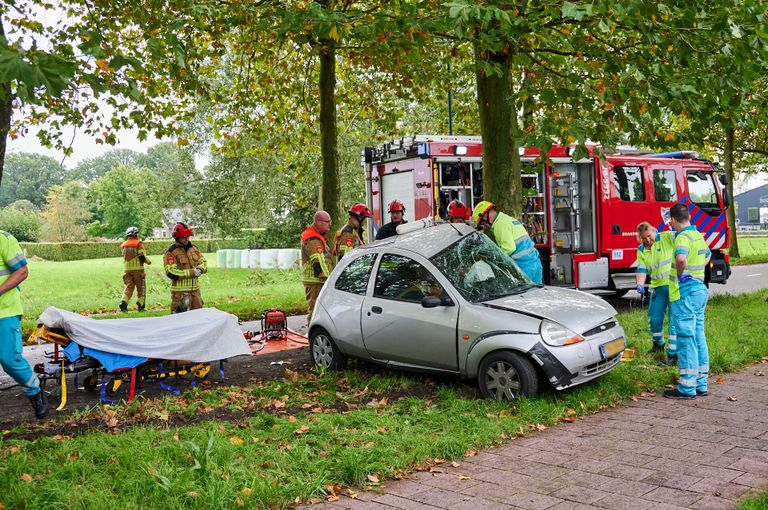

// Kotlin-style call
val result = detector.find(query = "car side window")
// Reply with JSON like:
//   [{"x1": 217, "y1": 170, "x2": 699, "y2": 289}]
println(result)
[
  {"x1": 335, "y1": 254, "x2": 376, "y2": 295},
  {"x1": 374, "y1": 254, "x2": 444, "y2": 303},
  {"x1": 613, "y1": 165, "x2": 645, "y2": 202}
]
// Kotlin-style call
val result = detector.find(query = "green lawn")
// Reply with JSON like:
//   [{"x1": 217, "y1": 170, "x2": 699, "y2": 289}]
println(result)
[
  {"x1": 20, "y1": 254, "x2": 306, "y2": 336},
  {"x1": 2, "y1": 291, "x2": 767, "y2": 509},
  {"x1": 730, "y1": 237, "x2": 768, "y2": 265}
]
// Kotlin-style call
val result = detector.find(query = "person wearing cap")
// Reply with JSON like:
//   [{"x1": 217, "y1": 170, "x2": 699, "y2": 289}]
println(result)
[
  {"x1": 334, "y1": 203, "x2": 372, "y2": 262},
  {"x1": 375, "y1": 200, "x2": 407, "y2": 240},
  {"x1": 447, "y1": 199, "x2": 470, "y2": 223},
  {"x1": 472, "y1": 201, "x2": 543, "y2": 284},
  {"x1": 164, "y1": 222, "x2": 207, "y2": 313},
  {"x1": 119, "y1": 226, "x2": 151, "y2": 312}
]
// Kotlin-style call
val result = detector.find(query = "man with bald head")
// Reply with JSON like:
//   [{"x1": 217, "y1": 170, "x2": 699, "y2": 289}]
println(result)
[{"x1": 300, "y1": 211, "x2": 335, "y2": 324}]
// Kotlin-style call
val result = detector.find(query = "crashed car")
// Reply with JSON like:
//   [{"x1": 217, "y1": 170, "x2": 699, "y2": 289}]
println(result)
[{"x1": 309, "y1": 222, "x2": 625, "y2": 400}]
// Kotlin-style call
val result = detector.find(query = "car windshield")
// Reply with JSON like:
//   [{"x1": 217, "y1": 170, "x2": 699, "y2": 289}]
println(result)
[{"x1": 430, "y1": 231, "x2": 532, "y2": 303}]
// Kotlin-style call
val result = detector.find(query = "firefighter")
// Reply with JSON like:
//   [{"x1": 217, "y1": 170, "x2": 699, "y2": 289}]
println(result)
[
  {"x1": 0, "y1": 231, "x2": 49, "y2": 419},
  {"x1": 375, "y1": 200, "x2": 407, "y2": 240},
  {"x1": 301, "y1": 211, "x2": 334, "y2": 324},
  {"x1": 447, "y1": 199, "x2": 470, "y2": 223},
  {"x1": 335, "y1": 203, "x2": 372, "y2": 262},
  {"x1": 664, "y1": 203, "x2": 711, "y2": 400},
  {"x1": 119, "y1": 226, "x2": 151, "y2": 312},
  {"x1": 635, "y1": 222, "x2": 677, "y2": 363},
  {"x1": 472, "y1": 201, "x2": 543, "y2": 284},
  {"x1": 164, "y1": 222, "x2": 207, "y2": 313}
]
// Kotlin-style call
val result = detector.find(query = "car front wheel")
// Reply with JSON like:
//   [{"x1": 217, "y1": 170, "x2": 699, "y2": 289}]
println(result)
[
  {"x1": 478, "y1": 351, "x2": 538, "y2": 401},
  {"x1": 310, "y1": 328, "x2": 348, "y2": 370}
]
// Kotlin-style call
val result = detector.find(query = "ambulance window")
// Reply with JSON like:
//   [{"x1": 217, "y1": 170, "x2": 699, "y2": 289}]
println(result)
[
  {"x1": 653, "y1": 170, "x2": 678, "y2": 202},
  {"x1": 335, "y1": 254, "x2": 376, "y2": 295},
  {"x1": 687, "y1": 171, "x2": 718, "y2": 209},
  {"x1": 613, "y1": 166, "x2": 645, "y2": 201}
]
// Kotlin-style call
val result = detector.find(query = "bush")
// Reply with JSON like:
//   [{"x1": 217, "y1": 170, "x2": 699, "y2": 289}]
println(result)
[
  {"x1": 0, "y1": 208, "x2": 43, "y2": 242},
  {"x1": 20, "y1": 238, "x2": 249, "y2": 261}
]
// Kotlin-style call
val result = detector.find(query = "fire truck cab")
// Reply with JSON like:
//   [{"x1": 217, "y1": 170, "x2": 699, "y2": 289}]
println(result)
[{"x1": 363, "y1": 135, "x2": 731, "y2": 293}]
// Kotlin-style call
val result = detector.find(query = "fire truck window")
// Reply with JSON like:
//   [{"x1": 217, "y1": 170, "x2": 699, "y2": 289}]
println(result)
[
  {"x1": 374, "y1": 254, "x2": 444, "y2": 303},
  {"x1": 687, "y1": 171, "x2": 718, "y2": 209},
  {"x1": 335, "y1": 254, "x2": 376, "y2": 295},
  {"x1": 613, "y1": 166, "x2": 645, "y2": 202},
  {"x1": 653, "y1": 170, "x2": 678, "y2": 202}
]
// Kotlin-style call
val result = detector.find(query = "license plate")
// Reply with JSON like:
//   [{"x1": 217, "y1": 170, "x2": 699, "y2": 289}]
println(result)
[{"x1": 600, "y1": 337, "x2": 625, "y2": 359}]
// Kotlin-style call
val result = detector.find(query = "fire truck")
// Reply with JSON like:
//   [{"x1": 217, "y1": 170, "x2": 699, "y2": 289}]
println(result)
[{"x1": 362, "y1": 135, "x2": 732, "y2": 293}]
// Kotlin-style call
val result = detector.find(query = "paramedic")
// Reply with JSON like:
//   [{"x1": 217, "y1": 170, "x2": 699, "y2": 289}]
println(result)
[
  {"x1": 164, "y1": 222, "x2": 207, "y2": 313},
  {"x1": 335, "y1": 203, "x2": 372, "y2": 262},
  {"x1": 301, "y1": 211, "x2": 334, "y2": 324},
  {"x1": 0, "y1": 231, "x2": 49, "y2": 419},
  {"x1": 375, "y1": 200, "x2": 407, "y2": 240},
  {"x1": 472, "y1": 201, "x2": 543, "y2": 284},
  {"x1": 119, "y1": 226, "x2": 151, "y2": 312}
]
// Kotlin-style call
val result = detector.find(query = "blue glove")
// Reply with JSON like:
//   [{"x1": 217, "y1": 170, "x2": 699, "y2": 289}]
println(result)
[
  {"x1": 678, "y1": 273, "x2": 693, "y2": 283},
  {"x1": 636, "y1": 284, "x2": 645, "y2": 296}
]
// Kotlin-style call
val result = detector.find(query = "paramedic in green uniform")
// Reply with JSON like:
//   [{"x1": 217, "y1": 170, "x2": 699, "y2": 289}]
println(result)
[{"x1": 0, "y1": 231, "x2": 49, "y2": 419}]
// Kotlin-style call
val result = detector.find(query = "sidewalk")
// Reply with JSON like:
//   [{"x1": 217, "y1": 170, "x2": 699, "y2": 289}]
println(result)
[{"x1": 305, "y1": 361, "x2": 768, "y2": 510}]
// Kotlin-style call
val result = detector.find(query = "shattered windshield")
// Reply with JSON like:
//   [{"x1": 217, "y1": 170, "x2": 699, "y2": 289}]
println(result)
[{"x1": 430, "y1": 232, "x2": 532, "y2": 303}]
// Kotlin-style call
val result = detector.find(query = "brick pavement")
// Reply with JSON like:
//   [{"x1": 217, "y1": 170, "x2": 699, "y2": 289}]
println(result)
[{"x1": 303, "y1": 361, "x2": 768, "y2": 510}]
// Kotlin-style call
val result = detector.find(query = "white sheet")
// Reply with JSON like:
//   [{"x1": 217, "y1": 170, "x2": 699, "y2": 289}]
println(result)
[{"x1": 37, "y1": 307, "x2": 252, "y2": 362}]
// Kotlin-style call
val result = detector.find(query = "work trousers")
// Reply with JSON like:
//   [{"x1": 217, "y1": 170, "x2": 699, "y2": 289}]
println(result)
[
  {"x1": 171, "y1": 290, "x2": 203, "y2": 314},
  {"x1": 516, "y1": 256, "x2": 543, "y2": 285},
  {"x1": 648, "y1": 285, "x2": 677, "y2": 356},
  {"x1": 671, "y1": 287, "x2": 709, "y2": 397},
  {"x1": 303, "y1": 282, "x2": 323, "y2": 325},
  {"x1": 122, "y1": 270, "x2": 146, "y2": 306},
  {"x1": 0, "y1": 315, "x2": 41, "y2": 397}
]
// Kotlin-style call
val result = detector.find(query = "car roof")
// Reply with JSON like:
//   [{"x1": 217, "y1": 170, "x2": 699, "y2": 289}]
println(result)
[{"x1": 362, "y1": 221, "x2": 476, "y2": 258}]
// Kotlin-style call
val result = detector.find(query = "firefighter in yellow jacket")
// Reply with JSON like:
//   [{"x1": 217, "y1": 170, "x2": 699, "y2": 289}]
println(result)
[
  {"x1": 164, "y1": 222, "x2": 207, "y2": 313},
  {"x1": 301, "y1": 211, "x2": 334, "y2": 324},
  {"x1": 334, "y1": 203, "x2": 372, "y2": 262},
  {"x1": 119, "y1": 226, "x2": 151, "y2": 312}
]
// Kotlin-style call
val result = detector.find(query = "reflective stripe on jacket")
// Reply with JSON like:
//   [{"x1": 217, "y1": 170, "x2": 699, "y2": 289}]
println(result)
[
  {"x1": 334, "y1": 221, "x2": 363, "y2": 262},
  {"x1": 637, "y1": 231, "x2": 675, "y2": 289},
  {"x1": 121, "y1": 238, "x2": 148, "y2": 271},
  {"x1": 669, "y1": 226, "x2": 710, "y2": 301},
  {"x1": 301, "y1": 226, "x2": 334, "y2": 284},
  {"x1": 164, "y1": 243, "x2": 207, "y2": 292},
  {"x1": 490, "y1": 212, "x2": 538, "y2": 264},
  {"x1": 0, "y1": 231, "x2": 25, "y2": 318}
]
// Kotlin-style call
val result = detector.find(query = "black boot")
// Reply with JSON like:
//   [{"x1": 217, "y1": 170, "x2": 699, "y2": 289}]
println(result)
[
  {"x1": 647, "y1": 343, "x2": 664, "y2": 355},
  {"x1": 137, "y1": 302, "x2": 145, "y2": 312},
  {"x1": 28, "y1": 390, "x2": 50, "y2": 419},
  {"x1": 119, "y1": 301, "x2": 128, "y2": 312}
]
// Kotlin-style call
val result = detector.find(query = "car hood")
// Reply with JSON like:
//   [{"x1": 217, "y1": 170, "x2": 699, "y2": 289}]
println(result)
[{"x1": 483, "y1": 286, "x2": 617, "y2": 334}]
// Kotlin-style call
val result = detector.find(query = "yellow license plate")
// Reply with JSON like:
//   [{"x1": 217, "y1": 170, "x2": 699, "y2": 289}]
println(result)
[{"x1": 601, "y1": 337, "x2": 625, "y2": 358}]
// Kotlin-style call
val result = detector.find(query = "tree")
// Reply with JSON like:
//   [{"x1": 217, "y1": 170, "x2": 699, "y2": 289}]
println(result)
[
  {"x1": 68, "y1": 149, "x2": 143, "y2": 183},
  {"x1": 0, "y1": 205, "x2": 41, "y2": 241},
  {"x1": 0, "y1": 153, "x2": 67, "y2": 207},
  {"x1": 40, "y1": 181, "x2": 90, "y2": 241}
]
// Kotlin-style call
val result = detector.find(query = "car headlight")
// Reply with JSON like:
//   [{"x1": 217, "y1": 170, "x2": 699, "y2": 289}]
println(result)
[{"x1": 540, "y1": 320, "x2": 585, "y2": 346}]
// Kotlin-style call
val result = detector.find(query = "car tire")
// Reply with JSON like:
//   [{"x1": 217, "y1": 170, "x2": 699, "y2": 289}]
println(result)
[
  {"x1": 310, "y1": 328, "x2": 348, "y2": 371},
  {"x1": 478, "y1": 351, "x2": 538, "y2": 401}
]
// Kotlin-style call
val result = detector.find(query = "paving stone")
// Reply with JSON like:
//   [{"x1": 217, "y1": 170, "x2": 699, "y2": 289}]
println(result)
[
  {"x1": 691, "y1": 495, "x2": 737, "y2": 510},
  {"x1": 409, "y1": 487, "x2": 464, "y2": 508},
  {"x1": 458, "y1": 481, "x2": 520, "y2": 501},
  {"x1": 593, "y1": 493, "x2": 656, "y2": 510},
  {"x1": 381, "y1": 481, "x2": 428, "y2": 498},
  {"x1": 503, "y1": 491, "x2": 565, "y2": 510},
  {"x1": 549, "y1": 500, "x2": 604, "y2": 510},
  {"x1": 418, "y1": 473, "x2": 481, "y2": 491},
  {"x1": 640, "y1": 472, "x2": 701, "y2": 490},
  {"x1": 728, "y1": 458, "x2": 768, "y2": 474},
  {"x1": 551, "y1": 485, "x2": 612, "y2": 505},
  {"x1": 446, "y1": 496, "x2": 509, "y2": 510},
  {"x1": 687, "y1": 478, "x2": 751, "y2": 499},
  {"x1": 642, "y1": 486, "x2": 703, "y2": 507},
  {"x1": 599, "y1": 463, "x2": 656, "y2": 482},
  {"x1": 600, "y1": 478, "x2": 657, "y2": 498},
  {"x1": 372, "y1": 494, "x2": 431, "y2": 509},
  {"x1": 732, "y1": 471, "x2": 768, "y2": 488}
]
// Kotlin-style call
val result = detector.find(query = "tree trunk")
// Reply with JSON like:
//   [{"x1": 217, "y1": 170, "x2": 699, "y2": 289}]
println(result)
[
  {"x1": 475, "y1": 46, "x2": 518, "y2": 215},
  {"x1": 724, "y1": 126, "x2": 739, "y2": 258},
  {"x1": 0, "y1": 18, "x2": 13, "y2": 187},
  {"x1": 317, "y1": 11, "x2": 341, "y2": 226}
]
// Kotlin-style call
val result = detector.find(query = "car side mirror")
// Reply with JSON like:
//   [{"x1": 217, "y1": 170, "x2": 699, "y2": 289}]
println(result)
[
  {"x1": 421, "y1": 296, "x2": 442, "y2": 308},
  {"x1": 722, "y1": 189, "x2": 731, "y2": 208},
  {"x1": 441, "y1": 295, "x2": 455, "y2": 307},
  {"x1": 719, "y1": 173, "x2": 728, "y2": 186}
]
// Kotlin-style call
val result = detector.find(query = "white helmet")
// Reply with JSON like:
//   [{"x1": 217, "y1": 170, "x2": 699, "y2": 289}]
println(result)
[{"x1": 125, "y1": 226, "x2": 139, "y2": 237}]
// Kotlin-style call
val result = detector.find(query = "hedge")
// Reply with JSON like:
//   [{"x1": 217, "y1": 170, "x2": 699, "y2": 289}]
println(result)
[{"x1": 21, "y1": 239, "x2": 250, "y2": 262}]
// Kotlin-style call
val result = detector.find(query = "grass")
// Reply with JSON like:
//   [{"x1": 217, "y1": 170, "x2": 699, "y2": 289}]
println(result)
[
  {"x1": 730, "y1": 237, "x2": 768, "y2": 266},
  {"x1": 2, "y1": 291, "x2": 767, "y2": 509},
  {"x1": 20, "y1": 254, "x2": 306, "y2": 336},
  {"x1": 739, "y1": 492, "x2": 768, "y2": 510}
]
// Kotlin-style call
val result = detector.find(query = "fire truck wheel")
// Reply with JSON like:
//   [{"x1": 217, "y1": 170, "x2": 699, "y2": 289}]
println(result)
[
  {"x1": 478, "y1": 351, "x2": 538, "y2": 401},
  {"x1": 310, "y1": 328, "x2": 348, "y2": 371}
]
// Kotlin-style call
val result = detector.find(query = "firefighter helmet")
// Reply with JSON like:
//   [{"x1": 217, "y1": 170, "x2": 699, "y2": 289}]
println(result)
[
  {"x1": 349, "y1": 203, "x2": 372, "y2": 218},
  {"x1": 387, "y1": 200, "x2": 405, "y2": 213},
  {"x1": 447, "y1": 200, "x2": 469, "y2": 220},
  {"x1": 172, "y1": 222, "x2": 194, "y2": 238},
  {"x1": 472, "y1": 201, "x2": 495, "y2": 225},
  {"x1": 125, "y1": 226, "x2": 139, "y2": 237}
]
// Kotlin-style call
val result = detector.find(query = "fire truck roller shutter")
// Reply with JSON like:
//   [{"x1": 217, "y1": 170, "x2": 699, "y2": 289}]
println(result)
[{"x1": 381, "y1": 171, "x2": 416, "y2": 224}]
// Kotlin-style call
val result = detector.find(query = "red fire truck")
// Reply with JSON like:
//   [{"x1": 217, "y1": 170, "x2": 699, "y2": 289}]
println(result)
[{"x1": 362, "y1": 135, "x2": 732, "y2": 293}]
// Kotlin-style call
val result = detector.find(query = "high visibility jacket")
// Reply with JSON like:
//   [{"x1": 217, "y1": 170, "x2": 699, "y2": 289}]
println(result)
[
  {"x1": 301, "y1": 226, "x2": 334, "y2": 284},
  {"x1": 334, "y1": 221, "x2": 364, "y2": 261},
  {"x1": 0, "y1": 231, "x2": 26, "y2": 318},
  {"x1": 669, "y1": 226, "x2": 710, "y2": 302},
  {"x1": 121, "y1": 238, "x2": 150, "y2": 271},
  {"x1": 164, "y1": 242, "x2": 207, "y2": 292},
  {"x1": 636, "y1": 231, "x2": 675, "y2": 289},
  {"x1": 490, "y1": 212, "x2": 538, "y2": 265}
]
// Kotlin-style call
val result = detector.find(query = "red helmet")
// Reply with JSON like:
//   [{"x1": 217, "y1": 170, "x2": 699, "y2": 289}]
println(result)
[
  {"x1": 172, "y1": 222, "x2": 194, "y2": 238},
  {"x1": 388, "y1": 200, "x2": 405, "y2": 213},
  {"x1": 349, "y1": 203, "x2": 372, "y2": 218},
  {"x1": 447, "y1": 199, "x2": 469, "y2": 219}
]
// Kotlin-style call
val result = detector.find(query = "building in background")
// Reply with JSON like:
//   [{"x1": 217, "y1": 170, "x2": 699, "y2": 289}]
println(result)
[{"x1": 734, "y1": 183, "x2": 768, "y2": 230}]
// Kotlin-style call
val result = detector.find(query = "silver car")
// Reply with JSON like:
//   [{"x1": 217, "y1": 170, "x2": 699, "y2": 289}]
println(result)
[{"x1": 309, "y1": 222, "x2": 626, "y2": 400}]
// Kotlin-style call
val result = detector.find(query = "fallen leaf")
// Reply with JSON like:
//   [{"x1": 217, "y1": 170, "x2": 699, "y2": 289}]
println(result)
[
  {"x1": 433, "y1": 458, "x2": 445, "y2": 465},
  {"x1": 157, "y1": 411, "x2": 170, "y2": 421},
  {"x1": 347, "y1": 489, "x2": 358, "y2": 499},
  {"x1": 284, "y1": 368, "x2": 299, "y2": 382},
  {"x1": 69, "y1": 452, "x2": 79, "y2": 461},
  {"x1": 188, "y1": 491, "x2": 198, "y2": 497},
  {"x1": 715, "y1": 377, "x2": 725, "y2": 385},
  {"x1": 755, "y1": 371, "x2": 765, "y2": 377},
  {"x1": 457, "y1": 474, "x2": 471, "y2": 480},
  {"x1": 367, "y1": 474, "x2": 380, "y2": 484},
  {"x1": 727, "y1": 396, "x2": 738, "y2": 401},
  {"x1": 362, "y1": 441, "x2": 375, "y2": 448},
  {"x1": 376, "y1": 426, "x2": 388, "y2": 433},
  {"x1": 106, "y1": 417, "x2": 119, "y2": 428},
  {"x1": 499, "y1": 410, "x2": 508, "y2": 417},
  {"x1": 235, "y1": 496, "x2": 243, "y2": 507},
  {"x1": 451, "y1": 461, "x2": 460, "y2": 468},
  {"x1": 319, "y1": 450, "x2": 329, "y2": 457},
  {"x1": 294, "y1": 426, "x2": 310, "y2": 435},
  {"x1": 428, "y1": 467, "x2": 444, "y2": 473},
  {"x1": 464, "y1": 449, "x2": 477, "y2": 457},
  {"x1": 326, "y1": 495, "x2": 340, "y2": 502},
  {"x1": 230, "y1": 436, "x2": 245, "y2": 445},
  {"x1": 241, "y1": 487, "x2": 252, "y2": 497},
  {"x1": 287, "y1": 416, "x2": 298, "y2": 423},
  {"x1": 21, "y1": 473, "x2": 33, "y2": 482},
  {"x1": 271, "y1": 399, "x2": 285, "y2": 409}
]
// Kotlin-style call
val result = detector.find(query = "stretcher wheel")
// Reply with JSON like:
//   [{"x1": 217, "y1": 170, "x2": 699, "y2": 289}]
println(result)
[
  {"x1": 105, "y1": 379, "x2": 122, "y2": 397},
  {"x1": 84, "y1": 373, "x2": 99, "y2": 392}
]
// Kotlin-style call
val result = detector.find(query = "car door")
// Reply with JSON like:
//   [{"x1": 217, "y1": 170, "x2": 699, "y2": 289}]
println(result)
[{"x1": 361, "y1": 253, "x2": 459, "y2": 371}]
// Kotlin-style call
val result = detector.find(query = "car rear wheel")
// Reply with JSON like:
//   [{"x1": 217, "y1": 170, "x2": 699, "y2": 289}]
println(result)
[
  {"x1": 478, "y1": 351, "x2": 538, "y2": 401},
  {"x1": 310, "y1": 328, "x2": 348, "y2": 370}
]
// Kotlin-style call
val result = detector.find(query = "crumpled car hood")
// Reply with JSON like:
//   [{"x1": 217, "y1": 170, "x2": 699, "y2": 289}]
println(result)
[{"x1": 483, "y1": 286, "x2": 617, "y2": 334}]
